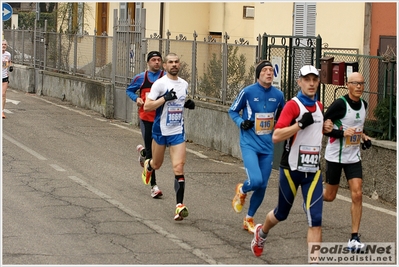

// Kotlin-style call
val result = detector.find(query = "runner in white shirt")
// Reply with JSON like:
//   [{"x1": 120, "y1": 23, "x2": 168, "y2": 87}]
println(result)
[
  {"x1": 2, "y1": 39, "x2": 13, "y2": 119},
  {"x1": 142, "y1": 53, "x2": 195, "y2": 221},
  {"x1": 323, "y1": 72, "x2": 371, "y2": 250}
]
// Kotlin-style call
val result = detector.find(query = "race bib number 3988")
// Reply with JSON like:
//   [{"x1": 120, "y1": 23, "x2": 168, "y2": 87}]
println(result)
[{"x1": 166, "y1": 106, "x2": 183, "y2": 126}]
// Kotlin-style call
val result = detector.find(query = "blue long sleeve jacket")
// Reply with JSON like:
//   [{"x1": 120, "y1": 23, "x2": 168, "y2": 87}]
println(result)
[{"x1": 229, "y1": 82, "x2": 285, "y2": 153}]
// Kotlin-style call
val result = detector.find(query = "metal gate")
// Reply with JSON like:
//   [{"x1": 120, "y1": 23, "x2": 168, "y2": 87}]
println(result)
[
  {"x1": 260, "y1": 34, "x2": 322, "y2": 169},
  {"x1": 112, "y1": 9, "x2": 145, "y2": 122},
  {"x1": 261, "y1": 34, "x2": 322, "y2": 100}
]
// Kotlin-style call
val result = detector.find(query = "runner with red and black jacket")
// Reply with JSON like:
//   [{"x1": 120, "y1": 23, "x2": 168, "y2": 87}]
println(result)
[{"x1": 126, "y1": 51, "x2": 165, "y2": 198}]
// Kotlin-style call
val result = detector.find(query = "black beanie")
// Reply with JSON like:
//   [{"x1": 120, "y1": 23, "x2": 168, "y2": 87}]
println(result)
[
  {"x1": 147, "y1": 51, "x2": 162, "y2": 62},
  {"x1": 256, "y1": 61, "x2": 273, "y2": 79}
]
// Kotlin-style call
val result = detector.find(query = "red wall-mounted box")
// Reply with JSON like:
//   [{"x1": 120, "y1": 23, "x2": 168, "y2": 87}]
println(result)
[{"x1": 332, "y1": 62, "x2": 345, "y2": 85}]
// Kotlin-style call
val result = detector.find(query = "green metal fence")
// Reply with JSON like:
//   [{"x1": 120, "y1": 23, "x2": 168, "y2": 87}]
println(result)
[{"x1": 321, "y1": 52, "x2": 396, "y2": 141}]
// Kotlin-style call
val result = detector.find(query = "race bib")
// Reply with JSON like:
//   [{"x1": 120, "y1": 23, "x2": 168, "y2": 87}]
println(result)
[
  {"x1": 2, "y1": 56, "x2": 10, "y2": 68},
  {"x1": 166, "y1": 106, "x2": 183, "y2": 126},
  {"x1": 297, "y1": 145, "x2": 320, "y2": 173},
  {"x1": 254, "y1": 113, "x2": 274, "y2": 135},
  {"x1": 345, "y1": 127, "x2": 363, "y2": 147}
]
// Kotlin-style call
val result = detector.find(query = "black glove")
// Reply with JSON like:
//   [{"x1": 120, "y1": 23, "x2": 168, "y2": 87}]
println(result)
[
  {"x1": 164, "y1": 89, "x2": 177, "y2": 102},
  {"x1": 184, "y1": 99, "x2": 195, "y2": 109},
  {"x1": 361, "y1": 139, "x2": 372, "y2": 150},
  {"x1": 9, "y1": 66, "x2": 13, "y2": 72},
  {"x1": 298, "y1": 112, "x2": 314, "y2": 129},
  {"x1": 240, "y1": 120, "x2": 254, "y2": 130}
]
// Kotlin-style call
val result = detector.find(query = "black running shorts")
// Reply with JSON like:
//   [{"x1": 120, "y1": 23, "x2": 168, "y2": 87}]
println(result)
[{"x1": 325, "y1": 160, "x2": 363, "y2": 185}]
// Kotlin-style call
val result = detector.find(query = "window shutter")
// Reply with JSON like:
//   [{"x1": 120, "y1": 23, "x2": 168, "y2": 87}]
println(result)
[
  {"x1": 306, "y1": 4, "x2": 316, "y2": 36},
  {"x1": 294, "y1": 3, "x2": 316, "y2": 36},
  {"x1": 294, "y1": 3, "x2": 305, "y2": 35}
]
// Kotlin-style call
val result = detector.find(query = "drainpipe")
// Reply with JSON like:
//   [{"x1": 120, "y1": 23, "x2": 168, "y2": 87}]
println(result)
[
  {"x1": 160, "y1": 3, "x2": 164, "y2": 37},
  {"x1": 159, "y1": 2, "x2": 164, "y2": 52}
]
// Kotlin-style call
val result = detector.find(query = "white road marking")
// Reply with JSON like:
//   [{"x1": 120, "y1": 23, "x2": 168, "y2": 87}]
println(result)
[
  {"x1": 3, "y1": 109, "x2": 13, "y2": 114},
  {"x1": 3, "y1": 134, "x2": 47, "y2": 160},
  {"x1": 109, "y1": 123, "x2": 131, "y2": 130},
  {"x1": 6, "y1": 98, "x2": 20, "y2": 105},
  {"x1": 49, "y1": 164, "x2": 66, "y2": 172},
  {"x1": 186, "y1": 148, "x2": 208, "y2": 159},
  {"x1": 336, "y1": 194, "x2": 396, "y2": 216}
]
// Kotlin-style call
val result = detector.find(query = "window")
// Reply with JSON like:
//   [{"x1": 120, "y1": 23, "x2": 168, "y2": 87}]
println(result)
[
  {"x1": 208, "y1": 32, "x2": 222, "y2": 42},
  {"x1": 120, "y1": 2, "x2": 127, "y2": 21},
  {"x1": 77, "y1": 3, "x2": 84, "y2": 35},
  {"x1": 243, "y1": 6, "x2": 255, "y2": 19},
  {"x1": 67, "y1": 3, "x2": 84, "y2": 34},
  {"x1": 293, "y1": 3, "x2": 316, "y2": 36}
]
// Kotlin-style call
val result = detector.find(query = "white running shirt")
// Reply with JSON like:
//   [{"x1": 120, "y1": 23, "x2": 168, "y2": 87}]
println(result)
[
  {"x1": 288, "y1": 97, "x2": 324, "y2": 172},
  {"x1": 325, "y1": 97, "x2": 366, "y2": 163},
  {"x1": 2, "y1": 51, "x2": 11, "y2": 79},
  {"x1": 147, "y1": 75, "x2": 188, "y2": 136}
]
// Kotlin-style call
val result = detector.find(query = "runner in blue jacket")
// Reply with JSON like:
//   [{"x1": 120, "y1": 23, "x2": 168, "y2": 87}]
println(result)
[{"x1": 229, "y1": 60, "x2": 285, "y2": 234}]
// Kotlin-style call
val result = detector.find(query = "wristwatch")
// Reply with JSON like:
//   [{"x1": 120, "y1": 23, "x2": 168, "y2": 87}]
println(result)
[{"x1": 298, "y1": 121, "x2": 304, "y2": 129}]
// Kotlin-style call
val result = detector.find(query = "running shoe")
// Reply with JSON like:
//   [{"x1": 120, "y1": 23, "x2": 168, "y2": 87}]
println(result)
[
  {"x1": 232, "y1": 183, "x2": 247, "y2": 213},
  {"x1": 243, "y1": 217, "x2": 256, "y2": 234},
  {"x1": 251, "y1": 224, "x2": 267, "y2": 257},
  {"x1": 151, "y1": 185, "x2": 163, "y2": 198},
  {"x1": 136, "y1": 144, "x2": 146, "y2": 167},
  {"x1": 2, "y1": 112, "x2": 5, "y2": 119},
  {"x1": 174, "y1": 203, "x2": 189, "y2": 221},
  {"x1": 142, "y1": 159, "x2": 153, "y2": 185},
  {"x1": 347, "y1": 236, "x2": 365, "y2": 251}
]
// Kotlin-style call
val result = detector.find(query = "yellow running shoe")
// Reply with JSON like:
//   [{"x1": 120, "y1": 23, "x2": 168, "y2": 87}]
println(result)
[
  {"x1": 142, "y1": 159, "x2": 153, "y2": 185},
  {"x1": 243, "y1": 217, "x2": 256, "y2": 234},
  {"x1": 174, "y1": 203, "x2": 189, "y2": 221},
  {"x1": 232, "y1": 183, "x2": 247, "y2": 213}
]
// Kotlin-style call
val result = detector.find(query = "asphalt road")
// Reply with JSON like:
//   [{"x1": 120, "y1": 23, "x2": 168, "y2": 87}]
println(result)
[{"x1": 2, "y1": 88, "x2": 397, "y2": 265}]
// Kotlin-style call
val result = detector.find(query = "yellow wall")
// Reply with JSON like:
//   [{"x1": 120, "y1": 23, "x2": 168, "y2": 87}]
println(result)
[
  {"x1": 145, "y1": 2, "x2": 257, "y2": 43},
  {"x1": 164, "y1": 3, "x2": 210, "y2": 41},
  {"x1": 253, "y1": 2, "x2": 294, "y2": 37},
  {"x1": 208, "y1": 3, "x2": 255, "y2": 42},
  {"x1": 143, "y1": 3, "x2": 161, "y2": 36},
  {"x1": 316, "y1": 2, "x2": 365, "y2": 52},
  {"x1": 85, "y1": 3, "x2": 96, "y2": 34},
  {"x1": 82, "y1": 2, "x2": 369, "y2": 53},
  {"x1": 108, "y1": 3, "x2": 120, "y2": 35}
]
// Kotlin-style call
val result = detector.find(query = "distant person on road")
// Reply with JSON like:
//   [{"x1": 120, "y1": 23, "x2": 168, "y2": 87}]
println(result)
[
  {"x1": 229, "y1": 60, "x2": 285, "y2": 234},
  {"x1": 126, "y1": 51, "x2": 165, "y2": 198},
  {"x1": 142, "y1": 52, "x2": 195, "y2": 221},
  {"x1": 2, "y1": 39, "x2": 13, "y2": 119},
  {"x1": 251, "y1": 65, "x2": 333, "y2": 259},
  {"x1": 323, "y1": 72, "x2": 371, "y2": 250}
]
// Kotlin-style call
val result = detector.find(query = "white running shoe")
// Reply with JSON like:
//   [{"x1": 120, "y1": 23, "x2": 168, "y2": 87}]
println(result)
[
  {"x1": 251, "y1": 224, "x2": 266, "y2": 257},
  {"x1": 136, "y1": 144, "x2": 146, "y2": 167},
  {"x1": 347, "y1": 236, "x2": 365, "y2": 251},
  {"x1": 151, "y1": 185, "x2": 163, "y2": 198}
]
